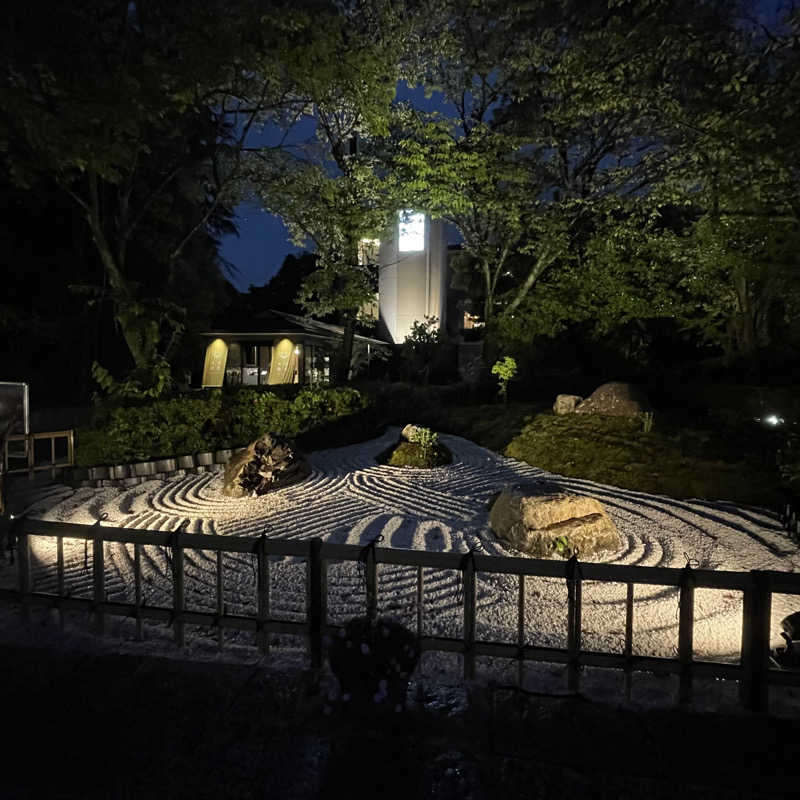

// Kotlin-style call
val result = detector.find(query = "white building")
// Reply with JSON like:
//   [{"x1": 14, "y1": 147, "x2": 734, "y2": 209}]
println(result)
[
  {"x1": 377, "y1": 211, "x2": 449, "y2": 344},
  {"x1": 200, "y1": 210, "x2": 467, "y2": 387}
]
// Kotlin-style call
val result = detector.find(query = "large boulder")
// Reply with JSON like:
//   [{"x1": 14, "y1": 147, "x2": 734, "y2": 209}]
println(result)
[
  {"x1": 489, "y1": 490, "x2": 621, "y2": 558},
  {"x1": 553, "y1": 394, "x2": 583, "y2": 415},
  {"x1": 574, "y1": 382, "x2": 653, "y2": 417},
  {"x1": 222, "y1": 433, "x2": 310, "y2": 498}
]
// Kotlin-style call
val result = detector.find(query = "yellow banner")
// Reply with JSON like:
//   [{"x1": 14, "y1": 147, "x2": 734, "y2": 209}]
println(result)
[
  {"x1": 268, "y1": 338, "x2": 296, "y2": 384},
  {"x1": 201, "y1": 339, "x2": 228, "y2": 387}
]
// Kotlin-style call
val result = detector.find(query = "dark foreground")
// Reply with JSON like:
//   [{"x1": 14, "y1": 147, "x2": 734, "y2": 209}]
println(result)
[{"x1": 1, "y1": 641, "x2": 799, "y2": 799}]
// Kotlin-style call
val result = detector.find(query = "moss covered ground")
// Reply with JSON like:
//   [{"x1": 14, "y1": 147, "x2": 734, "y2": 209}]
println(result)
[
  {"x1": 434, "y1": 403, "x2": 782, "y2": 507},
  {"x1": 378, "y1": 440, "x2": 453, "y2": 468}
]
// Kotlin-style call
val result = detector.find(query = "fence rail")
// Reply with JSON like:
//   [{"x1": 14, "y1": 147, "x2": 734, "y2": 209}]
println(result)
[
  {"x1": 3, "y1": 430, "x2": 74, "y2": 478},
  {"x1": 4, "y1": 518, "x2": 800, "y2": 711}
]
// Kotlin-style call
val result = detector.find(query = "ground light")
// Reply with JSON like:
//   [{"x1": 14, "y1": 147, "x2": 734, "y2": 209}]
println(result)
[{"x1": 754, "y1": 414, "x2": 785, "y2": 426}]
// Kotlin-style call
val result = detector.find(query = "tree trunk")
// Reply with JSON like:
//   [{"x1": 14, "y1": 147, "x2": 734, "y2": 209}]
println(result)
[
  {"x1": 335, "y1": 316, "x2": 356, "y2": 383},
  {"x1": 482, "y1": 260, "x2": 495, "y2": 326},
  {"x1": 82, "y1": 170, "x2": 161, "y2": 373}
]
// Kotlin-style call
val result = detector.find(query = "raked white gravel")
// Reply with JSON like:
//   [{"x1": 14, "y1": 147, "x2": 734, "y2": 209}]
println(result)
[{"x1": 5, "y1": 428, "x2": 800, "y2": 681}]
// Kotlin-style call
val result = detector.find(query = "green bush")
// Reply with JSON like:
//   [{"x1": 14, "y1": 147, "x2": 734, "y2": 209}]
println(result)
[{"x1": 75, "y1": 386, "x2": 368, "y2": 466}]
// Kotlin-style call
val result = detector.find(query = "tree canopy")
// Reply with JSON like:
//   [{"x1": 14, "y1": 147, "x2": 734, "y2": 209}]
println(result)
[{"x1": 2, "y1": 0, "x2": 799, "y2": 395}]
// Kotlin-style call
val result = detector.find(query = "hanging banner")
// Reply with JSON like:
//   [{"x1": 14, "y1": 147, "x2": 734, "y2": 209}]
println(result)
[
  {"x1": 268, "y1": 338, "x2": 296, "y2": 384},
  {"x1": 201, "y1": 339, "x2": 228, "y2": 388}
]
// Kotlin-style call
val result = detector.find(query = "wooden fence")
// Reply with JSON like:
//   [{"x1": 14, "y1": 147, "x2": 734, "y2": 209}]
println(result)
[
  {"x1": 3, "y1": 430, "x2": 74, "y2": 478},
  {"x1": 3, "y1": 518, "x2": 800, "y2": 712}
]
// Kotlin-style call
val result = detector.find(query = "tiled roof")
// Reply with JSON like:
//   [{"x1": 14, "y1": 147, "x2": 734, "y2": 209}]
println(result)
[{"x1": 202, "y1": 310, "x2": 389, "y2": 347}]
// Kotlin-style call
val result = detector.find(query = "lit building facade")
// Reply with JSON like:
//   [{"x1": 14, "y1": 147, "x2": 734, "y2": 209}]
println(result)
[{"x1": 377, "y1": 211, "x2": 449, "y2": 344}]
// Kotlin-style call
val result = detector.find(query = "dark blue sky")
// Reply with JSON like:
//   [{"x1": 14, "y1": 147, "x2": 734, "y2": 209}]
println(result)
[{"x1": 219, "y1": 82, "x2": 453, "y2": 292}]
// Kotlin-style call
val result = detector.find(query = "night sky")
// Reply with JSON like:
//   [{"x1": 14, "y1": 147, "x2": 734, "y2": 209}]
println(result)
[{"x1": 220, "y1": 82, "x2": 455, "y2": 292}]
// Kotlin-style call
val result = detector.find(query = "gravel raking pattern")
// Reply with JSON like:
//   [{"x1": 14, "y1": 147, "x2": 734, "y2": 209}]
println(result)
[{"x1": 7, "y1": 428, "x2": 800, "y2": 664}]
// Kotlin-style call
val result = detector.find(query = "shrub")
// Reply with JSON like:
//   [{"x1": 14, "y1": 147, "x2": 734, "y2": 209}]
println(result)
[
  {"x1": 491, "y1": 356, "x2": 518, "y2": 402},
  {"x1": 327, "y1": 616, "x2": 420, "y2": 714},
  {"x1": 407, "y1": 425, "x2": 438, "y2": 452},
  {"x1": 399, "y1": 317, "x2": 459, "y2": 384},
  {"x1": 75, "y1": 386, "x2": 369, "y2": 466}
]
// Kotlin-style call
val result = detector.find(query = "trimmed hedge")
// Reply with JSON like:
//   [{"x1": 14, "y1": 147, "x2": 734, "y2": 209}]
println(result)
[{"x1": 76, "y1": 386, "x2": 368, "y2": 467}]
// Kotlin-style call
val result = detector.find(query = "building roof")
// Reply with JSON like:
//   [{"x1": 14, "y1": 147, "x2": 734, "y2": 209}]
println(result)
[{"x1": 202, "y1": 309, "x2": 390, "y2": 348}]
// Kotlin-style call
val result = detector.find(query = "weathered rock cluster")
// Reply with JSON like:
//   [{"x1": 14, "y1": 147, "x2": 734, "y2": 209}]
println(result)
[
  {"x1": 553, "y1": 381, "x2": 653, "y2": 417},
  {"x1": 222, "y1": 433, "x2": 310, "y2": 498}
]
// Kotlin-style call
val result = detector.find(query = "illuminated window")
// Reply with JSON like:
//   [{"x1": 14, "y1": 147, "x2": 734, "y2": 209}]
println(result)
[
  {"x1": 398, "y1": 210, "x2": 425, "y2": 252},
  {"x1": 304, "y1": 345, "x2": 331, "y2": 384}
]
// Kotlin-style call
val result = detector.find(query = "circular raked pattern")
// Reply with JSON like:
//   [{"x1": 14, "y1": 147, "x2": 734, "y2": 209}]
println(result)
[{"x1": 22, "y1": 428, "x2": 800, "y2": 662}]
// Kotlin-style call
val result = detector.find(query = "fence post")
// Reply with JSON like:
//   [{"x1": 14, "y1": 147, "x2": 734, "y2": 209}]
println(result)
[
  {"x1": 92, "y1": 530, "x2": 105, "y2": 636},
  {"x1": 365, "y1": 542, "x2": 378, "y2": 625},
  {"x1": 56, "y1": 535, "x2": 65, "y2": 630},
  {"x1": 624, "y1": 581, "x2": 634, "y2": 700},
  {"x1": 517, "y1": 573, "x2": 525, "y2": 686},
  {"x1": 134, "y1": 542, "x2": 142, "y2": 641},
  {"x1": 256, "y1": 533, "x2": 269, "y2": 655},
  {"x1": 416, "y1": 566, "x2": 424, "y2": 640},
  {"x1": 462, "y1": 550, "x2": 476, "y2": 680},
  {"x1": 18, "y1": 529, "x2": 31, "y2": 625},
  {"x1": 566, "y1": 555, "x2": 582, "y2": 693},
  {"x1": 308, "y1": 538, "x2": 324, "y2": 670},
  {"x1": 26, "y1": 434, "x2": 34, "y2": 480},
  {"x1": 678, "y1": 566, "x2": 695, "y2": 704},
  {"x1": 740, "y1": 570, "x2": 772, "y2": 712},
  {"x1": 216, "y1": 550, "x2": 224, "y2": 651},
  {"x1": 171, "y1": 530, "x2": 184, "y2": 648}
]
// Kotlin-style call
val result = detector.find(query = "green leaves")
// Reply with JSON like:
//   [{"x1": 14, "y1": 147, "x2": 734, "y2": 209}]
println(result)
[
  {"x1": 491, "y1": 356, "x2": 517, "y2": 401},
  {"x1": 76, "y1": 385, "x2": 367, "y2": 466}
]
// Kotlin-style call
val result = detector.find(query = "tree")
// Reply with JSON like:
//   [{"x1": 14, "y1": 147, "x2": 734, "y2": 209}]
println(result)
[
  {"x1": 391, "y1": 0, "x2": 681, "y2": 333},
  {"x1": 393, "y1": 111, "x2": 567, "y2": 326},
  {"x1": 246, "y1": 253, "x2": 320, "y2": 316},
  {"x1": 674, "y1": 209, "x2": 800, "y2": 369},
  {"x1": 630, "y1": 2, "x2": 800, "y2": 372},
  {"x1": 0, "y1": 1, "x2": 316, "y2": 393},
  {"x1": 249, "y1": 6, "x2": 405, "y2": 380},
  {"x1": 394, "y1": 0, "x2": 767, "y2": 355}
]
